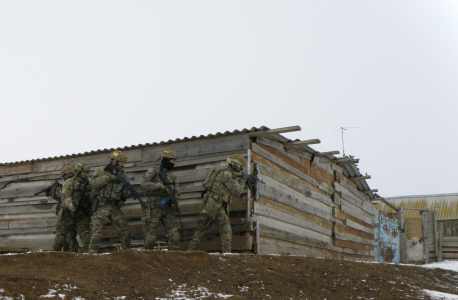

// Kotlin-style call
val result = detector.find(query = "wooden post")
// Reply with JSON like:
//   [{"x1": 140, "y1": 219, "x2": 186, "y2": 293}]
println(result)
[
  {"x1": 254, "y1": 220, "x2": 260, "y2": 255},
  {"x1": 439, "y1": 222, "x2": 443, "y2": 262},
  {"x1": 433, "y1": 211, "x2": 439, "y2": 262},
  {"x1": 422, "y1": 211, "x2": 429, "y2": 264},
  {"x1": 246, "y1": 148, "x2": 253, "y2": 231}
]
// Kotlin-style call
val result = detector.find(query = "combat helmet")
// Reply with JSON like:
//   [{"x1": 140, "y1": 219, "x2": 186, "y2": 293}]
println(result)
[
  {"x1": 109, "y1": 151, "x2": 128, "y2": 162},
  {"x1": 227, "y1": 154, "x2": 247, "y2": 169},
  {"x1": 158, "y1": 150, "x2": 178, "y2": 161},
  {"x1": 74, "y1": 162, "x2": 90, "y2": 176},
  {"x1": 60, "y1": 166, "x2": 74, "y2": 180}
]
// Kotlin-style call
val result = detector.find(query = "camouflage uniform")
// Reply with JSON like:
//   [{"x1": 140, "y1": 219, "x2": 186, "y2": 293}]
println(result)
[
  {"x1": 141, "y1": 163, "x2": 181, "y2": 250},
  {"x1": 52, "y1": 167, "x2": 78, "y2": 252},
  {"x1": 62, "y1": 164, "x2": 93, "y2": 253},
  {"x1": 88, "y1": 151, "x2": 132, "y2": 253},
  {"x1": 188, "y1": 154, "x2": 246, "y2": 253}
]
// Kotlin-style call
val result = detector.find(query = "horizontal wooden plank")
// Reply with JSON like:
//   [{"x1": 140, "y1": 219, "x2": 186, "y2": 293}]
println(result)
[
  {"x1": 143, "y1": 135, "x2": 249, "y2": 163},
  {"x1": 254, "y1": 201, "x2": 332, "y2": 236},
  {"x1": 9, "y1": 219, "x2": 57, "y2": 229},
  {"x1": 442, "y1": 252, "x2": 458, "y2": 259},
  {"x1": 340, "y1": 199, "x2": 374, "y2": 225},
  {"x1": 0, "y1": 202, "x2": 57, "y2": 215},
  {"x1": 333, "y1": 208, "x2": 373, "y2": 229},
  {"x1": 0, "y1": 163, "x2": 32, "y2": 176},
  {"x1": 252, "y1": 143, "x2": 321, "y2": 188},
  {"x1": 0, "y1": 238, "x2": 54, "y2": 251},
  {"x1": 31, "y1": 159, "x2": 72, "y2": 174},
  {"x1": 256, "y1": 216, "x2": 340, "y2": 251},
  {"x1": 345, "y1": 219, "x2": 375, "y2": 235},
  {"x1": 259, "y1": 236, "x2": 340, "y2": 258},
  {"x1": 284, "y1": 146, "x2": 313, "y2": 161},
  {"x1": 257, "y1": 164, "x2": 335, "y2": 208},
  {"x1": 334, "y1": 231, "x2": 377, "y2": 247},
  {"x1": 256, "y1": 176, "x2": 333, "y2": 221},
  {"x1": 0, "y1": 226, "x2": 57, "y2": 236},
  {"x1": 362, "y1": 200, "x2": 376, "y2": 215},
  {"x1": 338, "y1": 179, "x2": 366, "y2": 202},
  {"x1": 259, "y1": 224, "x2": 335, "y2": 251},
  {"x1": 335, "y1": 223, "x2": 374, "y2": 241},
  {"x1": 257, "y1": 136, "x2": 283, "y2": 150},
  {"x1": 333, "y1": 182, "x2": 364, "y2": 207},
  {"x1": 334, "y1": 238, "x2": 375, "y2": 252},
  {"x1": 342, "y1": 247, "x2": 370, "y2": 257},
  {"x1": 255, "y1": 143, "x2": 336, "y2": 189}
]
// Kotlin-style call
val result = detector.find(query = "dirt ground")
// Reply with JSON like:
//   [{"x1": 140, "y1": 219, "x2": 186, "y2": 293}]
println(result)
[{"x1": 0, "y1": 251, "x2": 458, "y2": 300}]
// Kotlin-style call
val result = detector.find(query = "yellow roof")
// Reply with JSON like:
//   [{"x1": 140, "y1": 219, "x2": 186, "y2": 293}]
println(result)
[{"x1": 374, "y1": 193, "x2": 458, "y2": 220}]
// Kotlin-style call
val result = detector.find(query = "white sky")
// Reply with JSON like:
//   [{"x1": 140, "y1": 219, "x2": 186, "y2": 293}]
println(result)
[{"x1": 1, "y1": 1, "x2": 457, "y2": 197}]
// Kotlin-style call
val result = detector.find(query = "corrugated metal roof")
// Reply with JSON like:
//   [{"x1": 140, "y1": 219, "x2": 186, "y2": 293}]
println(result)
[
  {"x1": 0, "y1": 125, "x2": 378, "y2": 201},
  {"x1": 0, "y1": 126, "x2": 270, "y2": 166},
  {"x1": 373, "y1": 193, "x2": 458, "y2": 221}
]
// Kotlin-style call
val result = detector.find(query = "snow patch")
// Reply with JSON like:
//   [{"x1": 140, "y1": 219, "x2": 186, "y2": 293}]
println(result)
[
  {"x1": 423, "y1": 289, "x2": 458, "y2": 299},
  {"x1": 421, "y1": 260, "x2": 458, "y2": 273},
  {"x1": 156, "y1": 284, "x2": 233, "y2": 299}
]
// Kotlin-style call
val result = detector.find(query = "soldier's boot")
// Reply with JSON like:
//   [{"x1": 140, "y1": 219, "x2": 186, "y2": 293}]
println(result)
[
  {"x1": 143, "y1": 233, "x2": 157, "y2": 250},
  {"x1": 80, "y1": 230, "x2": 91, "y2": 253},
  {"x1": 62, "y1": 239, "x2": 70, "y2": 252},
  {"x1": 168, "y1": 229, "x2": 181, "y2": 251},
  {"x1": 119, "y1": 229, "x2": 132, "y2": 250},
  {"x1": 52, "y1": 233, "x2": 66, "y2": 251},
  {"x1": 88, "y1": 231, "x2": 103, "y2": 254}
]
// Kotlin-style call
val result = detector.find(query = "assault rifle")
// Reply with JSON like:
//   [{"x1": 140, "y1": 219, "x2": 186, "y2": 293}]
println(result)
[
  {"x1": 70, "y1": 179, "x2": 89, "y2": 225},
  {"x1": 34, "y1": 180, "x2": 62, "y2": 198},
  {"x1": 104, "y1": 164, "x2": 147, "y2": 208},
  {"x1": 158, "y1": 171, "x2": 182, "y2": 228},
  {"x1": 234, "y1": 173, "x2": 265, "y2": 190}
]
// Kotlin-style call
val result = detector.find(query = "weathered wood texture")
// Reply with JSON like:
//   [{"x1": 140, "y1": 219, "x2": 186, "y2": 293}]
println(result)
[
  {"x1": 251, "y1": 140, "x2": 375, "y2": 260},
  {"x1": 0, "y1": 135, "x2": 253, "y2": 252},
  {"x1": 0, "y1": 134, "x2": 376, "y2": 257}
]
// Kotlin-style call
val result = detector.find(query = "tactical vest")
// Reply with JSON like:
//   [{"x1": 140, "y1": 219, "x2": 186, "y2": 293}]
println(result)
[
  {"x1": 145, "y1": 166, "x2": 177, "y2": 203},
  {"x1": 98, "y1": 170, "x2": 127, "y2": 203},
  {"x1": 203, "y1": 167, "x2": 234, "y2": 203},
  {"x1": 69, "y1": 179, "x2": 91, "y2": 209}
]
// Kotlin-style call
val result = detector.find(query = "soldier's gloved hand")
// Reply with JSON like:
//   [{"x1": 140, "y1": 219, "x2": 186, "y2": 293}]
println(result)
[
  {"x1": 108, "y1": 173, "x2": 118, "y2": 182},
  {"x1": 122, "y1": 187, "x2": 131, "y2": 198},
  {"x1": 117, "y1": 201, "x2": 125, "y2": 208},
  {"x1": 241, "y1": 173, "x2": 250, "y2": 184}
]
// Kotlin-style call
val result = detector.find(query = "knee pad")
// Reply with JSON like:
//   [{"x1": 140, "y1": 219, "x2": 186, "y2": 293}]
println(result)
[{"x1": 171, "y1": 231, "x2": 180, "y2": 243}]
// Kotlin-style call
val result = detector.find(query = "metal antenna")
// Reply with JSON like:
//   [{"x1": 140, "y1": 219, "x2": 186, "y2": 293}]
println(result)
[{"x1": 334, "y1": 127, "x2": 359, "y2": 156}]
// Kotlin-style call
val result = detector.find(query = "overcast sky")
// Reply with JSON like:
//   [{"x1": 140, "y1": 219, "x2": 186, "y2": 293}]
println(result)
[{"x1": 1, "y1": 1, "x2": 457, "y2": 197}]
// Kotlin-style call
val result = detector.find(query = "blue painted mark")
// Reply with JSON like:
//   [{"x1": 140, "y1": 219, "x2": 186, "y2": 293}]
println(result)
[{"x1": 375, "y1": 211, "x2": 400, "y2": 263}]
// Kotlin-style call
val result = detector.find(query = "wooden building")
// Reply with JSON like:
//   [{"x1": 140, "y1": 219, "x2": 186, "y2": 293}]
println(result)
[
  {"x1": 0, "y1": 126, "x2": 377, "y2": 260},
  {"x1": 375, "y1": 193, "x2": 458, "y2": 263}
]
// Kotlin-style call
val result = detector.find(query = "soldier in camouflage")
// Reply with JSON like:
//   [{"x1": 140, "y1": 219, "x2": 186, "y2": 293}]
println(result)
[
  {"x1": 88, "y1": 151, "x2": 132, "y2": 253},
  {"x1": 141, "y1": 150, "x2": 181, "y2": 250},
  {"x1": 52, "y1": 166, "x2": 78, "y2": 252},
  {"x1": 62, "y1": 163, "x2": 93, "y2": 253},
  {"x1": 188, "y1": 154, "x2": 246, "y2": 253}
]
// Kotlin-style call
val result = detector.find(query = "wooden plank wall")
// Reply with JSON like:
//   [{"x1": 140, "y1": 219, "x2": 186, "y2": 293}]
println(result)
[
  {"x1": 251, "y1": 137, "x2": 376, "y2": 260},
  {"x1": 0, "y1": 135, "x2": 252, "y2": 252}
]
